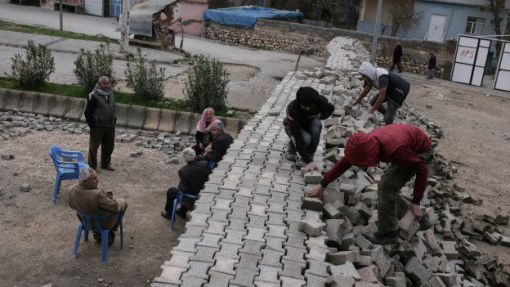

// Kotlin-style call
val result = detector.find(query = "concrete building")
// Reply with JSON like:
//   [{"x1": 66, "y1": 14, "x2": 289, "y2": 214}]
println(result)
[{"x1": 357, "y1": 0, "x2": 510, "y2": 42}]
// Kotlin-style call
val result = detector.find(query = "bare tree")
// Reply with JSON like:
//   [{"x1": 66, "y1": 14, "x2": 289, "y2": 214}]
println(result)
[
  {"x1": 389, "y1": 0, "x2": 423, "y2": 36},
  {"x1": 483, "y1": 0, "x2": 507, "y2": 56}
]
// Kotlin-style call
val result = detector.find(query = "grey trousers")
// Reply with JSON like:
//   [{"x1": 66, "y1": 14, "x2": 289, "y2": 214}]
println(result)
[{"x1": 370, "y1": 96, "x2": 400, "y2": 125}]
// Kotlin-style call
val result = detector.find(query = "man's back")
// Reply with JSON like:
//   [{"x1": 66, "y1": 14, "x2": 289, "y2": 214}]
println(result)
[
  {"x1": 66, "y1": 183, "x2": 119, "y2": 216},
  {"x1": 179, "y1": 160, "x2": 211, "y2": 196}
]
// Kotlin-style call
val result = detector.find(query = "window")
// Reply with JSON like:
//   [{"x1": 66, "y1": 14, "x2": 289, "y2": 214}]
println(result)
[{"x1": 465, "y1": 16, "x2": 485, "y2": 35}]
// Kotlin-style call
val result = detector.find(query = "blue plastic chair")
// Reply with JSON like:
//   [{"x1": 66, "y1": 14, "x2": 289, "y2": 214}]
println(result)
[
  {"x1": 73, "y1": 210, "x2": 124, "y2": 264},
  {"x1": 171, "y1": 191, "x2": 199, "y2": 229},
  {"x1": 49, "y1": 145, "x2": 88, "y2": 203}
]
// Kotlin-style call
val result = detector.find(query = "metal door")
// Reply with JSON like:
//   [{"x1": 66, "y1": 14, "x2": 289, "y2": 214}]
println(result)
[
  {"x1": 85, "y1": 0, "x2": 104, "y2": 16},
  {"x1": 451, "y1": 35, "x2": 490, "y2": 86},
  {"x1": 427, "y1": 14, "x2": 446, "y2": 42},
  {"x1": 110, "y1": 0, "x2": 121, "y2": 17},
  {"x1": 494, "y1": 42, "x2": 510, "y2": 91}
]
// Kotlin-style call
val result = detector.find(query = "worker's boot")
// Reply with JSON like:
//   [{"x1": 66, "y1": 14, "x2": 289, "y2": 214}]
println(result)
[
  {"x1": 370, "y1": 230, "x2": 399, "y2": 245},
  {"x1": 284, "y1": 141, "x2": 297, "y2": 162}
]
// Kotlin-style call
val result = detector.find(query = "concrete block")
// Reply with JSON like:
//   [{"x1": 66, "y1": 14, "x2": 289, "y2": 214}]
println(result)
[
  {"x1": 126, "y1": 105, "x2": 146, "y2": 128},
  {"x1": 154, "y1": 266, "x2": 187, "y2": 285},
  {"x1": 357, "y1": 265, "x2": 378, "y2": 283},
  {"x1": 221, "y1": 116, "x2": 240, "y2": 137},
  {"x1": 325, "y1": 219, "x2": 344, "y2": 248},
  {"x1": 326, "y1": 250, "x2": 359, "y2": 265},
  {"x1": 281, "y1": 276, "x2": 306, "y2": 287},
  {"x1": 18, "y1": 91, "x2": 36, "y2": 112},
  {"x1": 304, "y1": 171, "x2": 322, "y2": 184},
  {"x1": 386, "y1": 276, "x2": 406, "y2": 287},
  {"x1": 440, "y1": 241, "x2": 458, "y2": 260},
  {"x1": 48, "y1": 95, "x2": 67, "y2": 117},
  {"x1": 436, "y1": 273, "x2": 457, "y2": 287},
  {"x1": 404, "y1": 257, "x2": 433, "y2": 286},
  {"x1": 302, "y1": 197, "x2": 323, "y2": 211},
  {"x1": 326, "y1": 275, "x2": 355, "y2": 287},
  {"x1": 159, "y1": 109, "x2": 176, "y2": 132},
  {"x1": 354, "y1": 235, "x2": 373, "y2": 250},
  {"x1": 114, "y1": 103, "x2": 130, "y2": 126},
  {"x1": 206, "y1": 271, "x2": 233, "y2": 287},
  {"x1": 143, "y1": 107, "x2": 161, "y2": 130},
  {"x1": 355, "y1": 255, "x2": 372, "y2": 267},
  {"x1": 3, "y1": 89, "x2": 21, "y2": 111},
  {"x1": 299, "y1": 218, "x2": 325, "y2": 237},
  {"x1": 328, "y1": 262, "x2": 360, "y2": 280},
  {"x1": 0, "y1": 89, "x2": 6, "y2": 110},
  {"x1": 281, "y1": 258, "x2": 306, "y2": 280},
  {"x1": 174, "y1": 111, "x2": 193, "y2": 134},
  {"x1": 399, "y1": 211, "x2": 420, "y2": 240},
  {"x1": 32, "y1": 93, "x2": 52, "y2": 115},
  {"x1": 63, "y1": 97, "x2": 86, "y2": 121},
  {"x1": 427, "y1": 275, "x2": 446, "y2": 287}
]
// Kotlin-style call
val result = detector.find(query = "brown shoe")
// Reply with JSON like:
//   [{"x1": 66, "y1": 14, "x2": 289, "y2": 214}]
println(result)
[{"x1": 101, "y1": 165, "x2": 115, "y2": 171}]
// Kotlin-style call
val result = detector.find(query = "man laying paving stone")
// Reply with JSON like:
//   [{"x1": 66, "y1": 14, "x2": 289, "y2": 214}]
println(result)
[
  {"x1": 284, "y1": 86, "x2": 334, "y2": 175},
  {"x1": 306, "y1": 124, "x2": 433, "y2": 244}
]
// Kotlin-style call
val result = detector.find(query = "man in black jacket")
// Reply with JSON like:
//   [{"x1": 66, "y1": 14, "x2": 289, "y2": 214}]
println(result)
[
  {"x1": 427, "y1": 52, "x2": 437, "y2": 79},
  {"x1": 204, "y1": 121, "x2": 233, "y2": 170},
  {"x1": 390, "y1": 43, "x2": 403, "y2": 73},
  {"x1": 84, "y1": 76, "x2": 116, "y2": 171},
  {"x1": 162, "y1": 148, "x2": 211, "y2": 220},
  {"x1": 284, "y1": 86, "x2": 335, "y2": 174}
]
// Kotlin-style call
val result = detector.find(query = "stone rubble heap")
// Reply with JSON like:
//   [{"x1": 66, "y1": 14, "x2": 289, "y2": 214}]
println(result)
[{"x1": 0, "y1": 110, "x2": 193, "y2": 162}]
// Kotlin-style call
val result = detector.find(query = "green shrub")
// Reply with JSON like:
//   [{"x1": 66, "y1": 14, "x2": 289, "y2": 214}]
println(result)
[
  {"x1": 73, "y1": 44, "x2": 115, "y2": 93},
  {"x1": 184, "y1": 55, "x2": 229, "y2": 113},
  {"x1": 11, "y1": 40, "x2": 55, "y2": 88},
  {"x1": 124, "y1": 48, "x2": 166, "y2": 100}
]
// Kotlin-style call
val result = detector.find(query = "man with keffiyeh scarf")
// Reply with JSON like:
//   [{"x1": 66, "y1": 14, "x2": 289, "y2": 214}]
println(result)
[{"x1": 84, "y1": 76, "x2": 116, "y2": 171}]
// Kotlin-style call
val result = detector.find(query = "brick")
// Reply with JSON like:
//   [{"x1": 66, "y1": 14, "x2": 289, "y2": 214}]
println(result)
[
  {"x1": 302, "y1": 197, "x2": 324, "y2": 211},
  {"x1": 304, "y1": 170, "x2": 322, "y2": 184},
  {"x1": 399, "y1": 211, "x2": 420, "y2": 240},
  {"x1": 281, "y1": 276, "x2": 306, "y2": 287},
  {"x1": 354, "y1": 202, "x2": 372, "y2": 219},
  {"x1": 328, "y1": 262, "x2": 360, "y2": 280},
  {"x1": 404, "y1": 256, "x2": 433, "y2": 286},
  {"x1": 323, "y1": 203, "x2": 342, "y2": 219},
  {"x1": 326, "y1": 275, "x2": 355, "y2": 287},
  {"x1": 356, "y1": 255, "x2": 372, "y2": 267},
  {"x1": 326, "y1": 250, "x2": 359, "y2": 265},
  {"x1": 299, "y1": 218, "x2": 326, "y2": 237},
  {"x1": 353, "y1": 283, "x2": 380, "y2": 287},
  {"x1": 154, "y1": 266, "x2": 187, "y2": 285},
  {"x1": 374, "y1": 254, "x2": 391, "y2": 277},
  {"x1": 357, "y1": 265, "x2": 378, "y2": 283}
]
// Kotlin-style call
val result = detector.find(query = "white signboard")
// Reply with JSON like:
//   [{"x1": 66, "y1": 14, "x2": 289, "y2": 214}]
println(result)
[
  {"x1": 451, "y1": 35, "x2": 489, "y2": 87},
  {"x1": 495, "y1": 42, "x2": 510, "y2": 91}
]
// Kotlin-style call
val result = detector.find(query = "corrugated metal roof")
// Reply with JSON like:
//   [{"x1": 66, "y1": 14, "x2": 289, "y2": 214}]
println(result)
[{"x1": 421, "y1": 0, "x2": 510, "y2": 8}]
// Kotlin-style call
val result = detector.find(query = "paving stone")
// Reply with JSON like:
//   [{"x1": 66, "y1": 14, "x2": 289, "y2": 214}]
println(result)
[
  {"x1": 324, "y1": 203, "x2": 342, "y2": 219},
  {"x1": 211, "y1": 255, "x2": 237, "y2": 275},
  {"x1": 386, "y1": 276, "x2": 406, "y2": 287},
  {"x1": 326, "y1": 250, "x2": 359, "y2": 265},
  {"x1": 198, "y1": 233, "x2": 223, "y2": 248},
  {"x1": 436, "y1": 273, "x2": 458, "y2": 287},
  {"x1": 183, "y1": 261, "x2": 211, "y2": 280},
  {"x1": 404, "y1": 256, "x2": 433, "y2": 286},
  {"x1": 217, "y1": 243, "x2": 241, "y2": 259},
  {"x1": 210, "y1": 209, "x2": 230, "y2": 223},
  {"x1": 353, "y1": 283, "x2": 380, "y2": 287},
  {"x1": 240, "y1": 240, "x2": 265, "y2": 255},
  {"x1": 269, "y1": 191, "x2": 287, "y2": 203},
  {"x1": 268, "y1": 202, "x2": 286, "y2": 214},
  {"x1": 284, "y1": 246, "x2": 307, "y2": 263},
  {"x1": 441, "y1": 241, "x2": 458, "y2": 260},
  {"x1": 181, "y1": 226, "x2": 206, "y2": 239},
  {"x1": 227, "y1": 218, "x2": 248, "y2": 231},
  {"x1": 306, "y1": 274, "x2": 328, "y2": 287},
  {"x1": 374, "y1": 254, "x2": 392, "y2": 277},
  {"x1": 287, "y1": 210, "x2": 305, "y2": 222},
  {"x1": 354, "y1": 202, "x2": 372, "y2": 219},
  {"x1": 230, "y1": 268, "x2": 259, "y2": 287},
  {"x1": 299, "y1": 218, "x2": 326, "y2": 237},
  {"x1": 281, "y1": 258, "x2": 306, "y2": 280},
  {"x1": 244, "y1": 227, "x2": 266, "y2": 243},
  {"x1": 304, "y1": 171, "x2": 322, "y2": 184},
  {"x1": 190, "y1": 246, "x2": 218, "y2": 263},
  {"x1": 307, "y1": 245, "x2": 330, "y2": 261},
  {"x1": 223, "y1": 230, "x2": 246, "y2": 245},
  {"x1": 267, "y1": 212, "x2": 286, "y2": 226},
  {"x1": 164, "y1": 250, "x2": 194, "y2": 268},
  {"x1": 249, "y1": 204, "x2": 267, "y2": 217},
  {"x1": 306, "y1": 234, "x2": 328, "y2": 249},
  {"x1": 328, "y1": 262, "x2": 360, "y2": 280},
  {"x1": 357, "y1": 265, "x2": 378, "y2": 283},
  {"x1": 229, "y1": 206, "x2": 249, "y2": 220},
  {"x1": 260, "y1": 249, "x2": 283, "y2": 268},
  {"x1": 302, "y1": 197, "x2": 324, "y2": 211},
  {"x1": 188, "y1": 212, "x2": 210, "y2": 228},
  {"x1": 254, "y1": 265, "x2": 280, "y2": 284},
  {"x1": 398, "y1": 210, "x2": 420, "y2": 240},
  {"x1": 272, "y1": 183, "x2": 289, "y2": 193},
  {"x1": 306, "y1": 259, "x2": 331, "y2": 277},
  {"x1": 427, "y1": 275, "x2": 447, "y2": 287},
  {"x1": 326, "y1": 275, "x2": 355, "y2": 287},
  {"x1": 174, "y1": 238, "x2": 200, "y2": 253},
  {"x1": 356, "y1": 255, "x2": 372, "y2": 267},
  {"x1": 205, "y1": 271, "x2": 234, "y2": 287},
  {"x1": 236, "y1": 252, "x2": 262, "y2": 271},
  {"x1": 281, "y1": 276, "x2": 306, "y2": 287},
  {"x1": 154, "y1": 266, "x2": 187, "y2": 285}
]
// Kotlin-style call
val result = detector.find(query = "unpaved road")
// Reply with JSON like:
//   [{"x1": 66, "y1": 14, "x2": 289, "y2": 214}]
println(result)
[
  {"x1": 406, "y1": 77, "x2": 510, "y2": 268},
  {"x1": 0, "y1": 131, "x2": 186, "y2": 287}
]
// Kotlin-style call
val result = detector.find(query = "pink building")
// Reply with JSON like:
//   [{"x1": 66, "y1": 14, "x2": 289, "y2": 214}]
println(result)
[{"x1": 169, "y1": 0, "x2": 209, "y2": 36}]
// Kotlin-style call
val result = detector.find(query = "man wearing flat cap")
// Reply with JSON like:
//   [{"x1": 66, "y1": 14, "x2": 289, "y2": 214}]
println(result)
[
  {"x1": 284, "y1": 86, "x2": 334, "y2": 174},
  {"x1": 306, "y1": 124, "x2": 433, "y2": 244}
]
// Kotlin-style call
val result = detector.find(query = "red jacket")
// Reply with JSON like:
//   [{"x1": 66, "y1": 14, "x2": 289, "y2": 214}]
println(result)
[{"x1": 322, "y1": 124, "x2": 432, "y2": 204}]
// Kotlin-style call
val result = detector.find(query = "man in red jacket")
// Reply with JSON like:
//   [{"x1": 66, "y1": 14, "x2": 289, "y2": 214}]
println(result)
[{"x1": 306, "y1": 124, "x2": 433, "y2": 244}]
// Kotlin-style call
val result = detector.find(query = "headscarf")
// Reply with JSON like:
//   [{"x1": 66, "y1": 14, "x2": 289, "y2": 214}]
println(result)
[
  {"x1": 196, "y1": 107, "x2": 221, "y2": 133},
  {"x1": 344, "y1": 132, "x2": 380, "y2": 167},
  {"x1": 358, "y1": 61, "x2": 389, "y2": 89}
]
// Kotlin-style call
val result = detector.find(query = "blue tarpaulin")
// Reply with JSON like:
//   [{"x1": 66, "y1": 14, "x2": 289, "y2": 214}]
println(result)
[{"x1": 204, "y1": 6, "x2": 303, "y2": 29}]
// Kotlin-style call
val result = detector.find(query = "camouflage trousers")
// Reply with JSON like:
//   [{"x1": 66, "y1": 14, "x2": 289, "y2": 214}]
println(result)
[{"x1": 377, "y1": 151, "x2": 433, "y2": 234}]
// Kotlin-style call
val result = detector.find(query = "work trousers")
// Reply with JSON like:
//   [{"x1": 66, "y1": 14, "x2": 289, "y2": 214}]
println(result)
[
  {"x1": 284, "y1": 118, "x2": 322, "y2": 161},
  {"x1": 88, "y1": 127, "x2": 115, "y2": 169},
  {"x1": 370, "y1": 96, "x2": 400, "y2": 125},
  {"x1": 377, "y1": 151, "x2": 433, "y2": 235},
  {"x1": 164, "y1": 187, "x2": 194, "y2": 214}
]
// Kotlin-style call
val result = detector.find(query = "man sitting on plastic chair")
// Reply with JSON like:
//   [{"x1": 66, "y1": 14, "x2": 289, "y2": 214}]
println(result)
[
  {"x1": 63, "y1": 167, "x2": 128, "y2": 245},
  {"x1": 161, "y1": 148, "x2": 211, "y2": 221}
]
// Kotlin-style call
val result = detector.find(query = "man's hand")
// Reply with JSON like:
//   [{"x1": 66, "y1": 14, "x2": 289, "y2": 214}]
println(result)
[
  {"x1": 199, "y1": 143, "x2": 204, "y2": 149},
  {"x1": 300, "y1": 162, "x2": 318, "y2": 176},
  {"x1": 368, "y1": 108, "x2": 375, "y2": 114},
  {"x1": 204, "y1": 144, "x2": 212, "y2": 154},
  {"x1": 305, "y1": 185, "x2": 324, "y2": 199},
  {"x1": 409, "y1": 203, "x2": 422, "y2": 219}
]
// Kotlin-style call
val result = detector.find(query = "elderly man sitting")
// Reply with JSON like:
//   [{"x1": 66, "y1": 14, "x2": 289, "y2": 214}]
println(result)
[
  {"x1": 204, "y1": 121, "x2": 233, "y2": 170},
  {"x1": 64, "y1": 167, "x2": 127, "y2": 245},
  {"x1": 161, "y1": 148, "x2": 211, "y2": 220}
]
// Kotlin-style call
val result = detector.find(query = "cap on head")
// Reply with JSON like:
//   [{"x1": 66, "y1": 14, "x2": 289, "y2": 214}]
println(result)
[
  {"x1": 212, "y1": 121, "x2": 224, "y2": 132},
  {"x1": 296, "y1": 87, "x2": 319, "y2": 107},
  {"x1": 344, "y1": 133, "x2": 380, "y2": 167}
]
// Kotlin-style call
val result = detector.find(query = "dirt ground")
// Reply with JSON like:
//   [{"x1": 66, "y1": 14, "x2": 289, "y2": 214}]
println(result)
[
  {"x1": 0, "y1": 131, "x2": 187, "y2": 287},
  {"x1": 405, "y1": 76, "x2": 510, "y2": 268}
]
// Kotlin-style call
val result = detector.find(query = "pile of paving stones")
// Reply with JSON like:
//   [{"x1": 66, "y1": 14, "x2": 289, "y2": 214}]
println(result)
[{"x1": 0, "y1": 110, "x2": 193, "y2": 162}]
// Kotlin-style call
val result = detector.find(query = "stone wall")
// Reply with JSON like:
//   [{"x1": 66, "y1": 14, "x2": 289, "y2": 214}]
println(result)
[
  {"x1": 0, "y1": 89, "x2": 241, "y2": 137},
  {"x1": 205, "y1": 22, "x2": 329, "y2": 57}
]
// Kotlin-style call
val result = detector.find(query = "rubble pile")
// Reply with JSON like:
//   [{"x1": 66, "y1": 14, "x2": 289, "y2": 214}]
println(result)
[
  {"x1": 0, "y1": 110, "x2": 193, "y2": 161},
  {"x1": 205, "y1": 23, "x2": 328, "y2": 57},
  {"x1": 295, "y1": 64, "x2": 510, "y2": 286}
]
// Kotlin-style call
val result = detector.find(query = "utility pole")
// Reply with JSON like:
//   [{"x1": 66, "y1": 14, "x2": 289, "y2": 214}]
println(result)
[
  {"x1": 59, "y1": 0, "x2": 63, "y2": 31},
  {"x1": 120, "y1": 0, "x2": 130, "y2": 53},
  {"x1": 371, "y1": 0, "x2": 383, "y2": 63}
]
